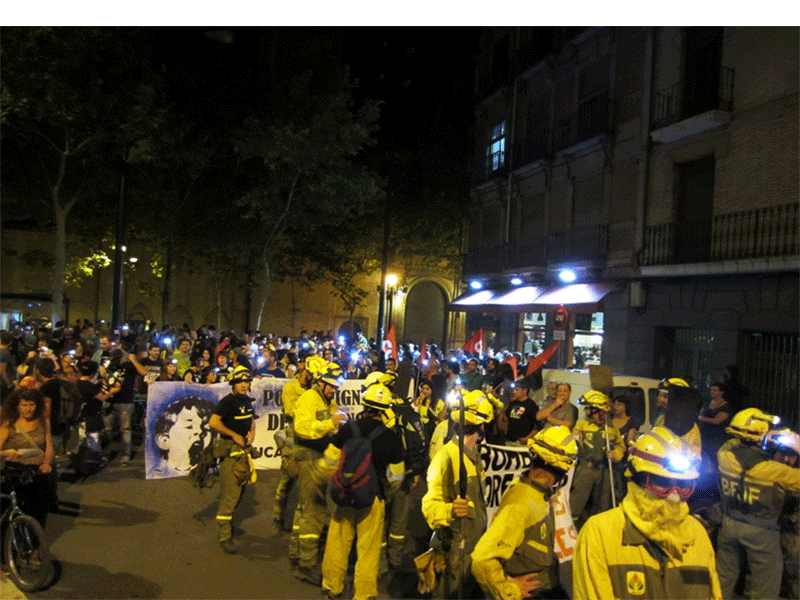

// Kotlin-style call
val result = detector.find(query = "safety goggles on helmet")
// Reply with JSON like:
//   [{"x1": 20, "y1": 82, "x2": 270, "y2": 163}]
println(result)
[
  {"x1": 319, "y1": 362, "x2": 344, "y2": 387},
  {"x1": 626, "y1": 427, "x2": 700, "y2": 480},
  {"x1": 641, "y1": 473, "x2": 696, "y2": 500}
]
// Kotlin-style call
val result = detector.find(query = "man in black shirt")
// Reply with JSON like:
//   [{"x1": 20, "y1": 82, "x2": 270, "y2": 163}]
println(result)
[
  {"x1": 209, "y1": 365, "x2": 256, "y2": 554},
  {"x1": 103, "y1": 349, "x2": 148, "y2": 466},
  {"x1": 505, "y1": 377, "x2": 539, "y2": 446}
]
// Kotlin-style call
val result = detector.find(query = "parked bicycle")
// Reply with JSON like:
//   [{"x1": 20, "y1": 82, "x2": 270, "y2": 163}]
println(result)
[{"x1": 1, "y1": 464, "x2": 53, "y2": 591}]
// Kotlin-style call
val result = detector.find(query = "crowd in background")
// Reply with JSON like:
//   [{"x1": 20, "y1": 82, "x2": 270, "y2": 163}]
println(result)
[{"x1": 1, "y1": 317, "x2": 798, "y2": 599}]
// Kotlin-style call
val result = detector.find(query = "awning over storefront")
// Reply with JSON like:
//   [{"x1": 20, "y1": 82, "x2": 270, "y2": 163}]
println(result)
[{"x1": 449, "y1": 282, "x2": 619, "y2": 313}]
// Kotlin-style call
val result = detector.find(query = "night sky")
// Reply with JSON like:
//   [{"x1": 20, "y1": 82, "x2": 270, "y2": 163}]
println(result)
[{"x1": 148, "y1": 26, "x2": 479, "y2": 155}]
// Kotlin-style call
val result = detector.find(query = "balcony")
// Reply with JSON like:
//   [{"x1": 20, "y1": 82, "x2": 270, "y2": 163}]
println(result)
[
  {"x1": 463, "y1": 235, "x2": 548, "y2": 278},
  {"x1": 472, "y1": 159, "x2": 507, "y2": 186},
  {"x1": 651, "y1": 67, "x2": 734, "y2": 142},
  {"x1": 548, "y1": 224, "x2": 609, "y2": 264},
  {"x1": 641, "y1": 202, "x2": 799, "y2": 266},
  {"x1": 554, "y1": 92, "x2": 611, "y2": 152},
  {"x1": 463, "y1": 242, "x2": 513, "y2": 277},
  {"x1": 512, "y1": 128, "x2": 550, "y2": 169}
]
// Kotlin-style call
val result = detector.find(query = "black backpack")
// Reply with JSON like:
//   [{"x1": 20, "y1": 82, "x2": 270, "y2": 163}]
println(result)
[{"x1": 331, "y1": 420, "x2": 386, "y2": 509}]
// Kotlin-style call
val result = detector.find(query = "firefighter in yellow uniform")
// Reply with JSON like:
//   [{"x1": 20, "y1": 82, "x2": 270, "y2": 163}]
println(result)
[
  {"x1": 569, "y1": 390, "x2": 625, "y2": 530},
  {"x1": 291, "y1": 361, "x2": 346, "y2": 585},
  {"x1": 573, "y1": 426, "x2": 722, "y2": 600},
  {"x1": 716, "y1": 408, "x2": 800, "y2": 599},
  {"x1": 653, "y1": 377, "x2": 702, "y2": 457},
  {"x1": 422, "y1": 390, "x2": 494, "y2": 599},
  {"x1": 276, "y1": 356, "x2": 324, "y2": 559},
  {"x1": 472, "y1": 426, "x2": 579, "y2": 600},
  {"x1": 319, "y1": 384, "x2": 406, "y2": 600}
]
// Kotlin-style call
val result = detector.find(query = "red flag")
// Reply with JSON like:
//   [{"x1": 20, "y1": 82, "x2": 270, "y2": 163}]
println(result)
[
  {"x1": 462, "y1": 328, "x2": 483, "y2": 354},
  {"x1": 382, "y1": 324, "x2": 398, "y2": 360},
  {"x1": 502, "y1": 355, "x2": 518, "y2": 380},
  {"x1": 526, "y1": 341, "x2": 561, "y2": 375}
]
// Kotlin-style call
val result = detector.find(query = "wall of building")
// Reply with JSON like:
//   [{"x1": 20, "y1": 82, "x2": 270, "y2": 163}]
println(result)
[{"x1": 1, "y1": 227, "x2": 458, "y2": 345}]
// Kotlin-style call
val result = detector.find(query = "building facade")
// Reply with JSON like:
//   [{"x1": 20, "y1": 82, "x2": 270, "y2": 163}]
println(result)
[
  {"x1": 1, "y1": 228, "x2": 461, "y2": 349},
  {"x1": 456, "y1": 26, "x2": 798, "y2": 425}
]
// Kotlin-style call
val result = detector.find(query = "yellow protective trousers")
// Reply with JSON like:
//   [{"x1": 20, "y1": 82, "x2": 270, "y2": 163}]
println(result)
[
  {"x1": 322, "y1": 497, "x2": 385, "y2": 600},
  {"x1": 293, "y1": 444, "x2": 330, "y2": 568}
]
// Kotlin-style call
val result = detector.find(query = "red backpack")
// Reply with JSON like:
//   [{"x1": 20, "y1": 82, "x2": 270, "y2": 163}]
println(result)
[{"x1": 330, "y1": 420, "x2": 386, "y2": 509}]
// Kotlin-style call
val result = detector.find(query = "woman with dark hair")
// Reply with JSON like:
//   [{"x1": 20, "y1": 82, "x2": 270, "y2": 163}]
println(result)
[
  {"x1": 157, "y1": 362, "x2": 181, "y2": 382},
  {"x1": 0, "y1": 388, "x2": 56, "y2": 525},
  {"x1": 414, "y1": 379, "x2": 445, "y2": 441},
  {"x1": 611, "y1": 394, "x2": 642, "y2": 445},
  {"x1": 697, "y1": 382, "x2": 732, "y2": 467}
]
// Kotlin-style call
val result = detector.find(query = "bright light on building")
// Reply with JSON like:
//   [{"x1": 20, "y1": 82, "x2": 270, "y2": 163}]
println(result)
[
  {"x1": 386, "y1": 274, "x2": 398, "y2": 287},
  {"x1": 510, "y1": 277, "x2": 523, "y2": 286},
  {"x1": 470, "y1": 280, "x2": 483, "y2": 290},
  {"x1": 558, "y1": 269, "x2": 576, "y2": 283}
]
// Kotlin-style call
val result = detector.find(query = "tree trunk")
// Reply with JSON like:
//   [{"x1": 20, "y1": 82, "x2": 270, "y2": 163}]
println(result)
[
  {"x1": 255, "y1": 258, "x2": 271, "y2": 332},
  {"x1": 51, "y1": 201, "x2": 67, "y2": 325},
  {"x1": 161, "y1": 233, "x2": 173, "y2": 327}
]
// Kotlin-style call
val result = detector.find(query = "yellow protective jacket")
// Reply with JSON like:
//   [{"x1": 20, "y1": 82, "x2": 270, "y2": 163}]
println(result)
[
  {"x1": 280, "y1": 378, "x2": 306, "y2": 419},
  {"x1": 717, "y1": 437, "x2": 800, "y2": 529},
  {"x1": 293, "y1": 387, "x2": 339, "y2": 452},
  {"x1": 422, "y1": 438, "x2": 487, "y2": 541},
  {"x1": 472, "y1": 475, "x2": 558, "y2": 600},
  {"x1": 573, "y1": 419, "x2": 625, "y2": 465},
  {"x1": 573, "y1": 494, "x2": 722, "y2": 600}
]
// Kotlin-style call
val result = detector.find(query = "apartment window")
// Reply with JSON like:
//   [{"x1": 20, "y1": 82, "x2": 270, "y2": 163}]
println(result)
[{"x1": 486, "y1": 121, "x2": 506, "y2": 175}]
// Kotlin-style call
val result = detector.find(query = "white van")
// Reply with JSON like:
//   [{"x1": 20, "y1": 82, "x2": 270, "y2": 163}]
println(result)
[{"x1": 536, "y1": 369, "x2": 661, "y2": 432}]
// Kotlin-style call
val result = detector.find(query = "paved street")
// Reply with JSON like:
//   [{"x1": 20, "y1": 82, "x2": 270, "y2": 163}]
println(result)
[{"x1": 2, "y1": 446, "x2": 422, "y2": 600}]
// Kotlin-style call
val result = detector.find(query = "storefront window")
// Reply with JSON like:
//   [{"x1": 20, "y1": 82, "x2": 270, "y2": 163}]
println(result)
[{"x1": 573, "y1": 312, "x2": 603, "y2": 368}]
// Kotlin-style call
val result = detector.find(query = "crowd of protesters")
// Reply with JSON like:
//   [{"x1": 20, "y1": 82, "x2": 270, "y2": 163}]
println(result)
[{"x1": 1, "y1": 317, "x2": 798, "y2": 599}]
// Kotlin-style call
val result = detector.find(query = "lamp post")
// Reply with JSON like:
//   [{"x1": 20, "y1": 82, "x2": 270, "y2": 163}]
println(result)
[{"x1": 385, "y1": 273, "x2": 398, "y2": 328}]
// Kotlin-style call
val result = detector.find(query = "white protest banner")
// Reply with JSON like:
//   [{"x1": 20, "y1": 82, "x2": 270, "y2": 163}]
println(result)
[
  {"x1": 479, "y1": 443, "x2": 578, "y2": 563},
  {"x1": 145, "y1": 378, "x2": 368, "y2": 479}
]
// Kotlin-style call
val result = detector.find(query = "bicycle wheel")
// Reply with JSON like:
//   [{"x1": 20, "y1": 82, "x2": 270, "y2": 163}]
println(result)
[{"x1": 4, "y1": 514, "x2": 51, "y2": 592}]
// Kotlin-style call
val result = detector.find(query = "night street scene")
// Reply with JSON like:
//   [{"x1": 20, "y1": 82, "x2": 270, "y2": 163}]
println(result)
[{"x1": 1, "y1": 17, "x2": 799, "y2": 600}]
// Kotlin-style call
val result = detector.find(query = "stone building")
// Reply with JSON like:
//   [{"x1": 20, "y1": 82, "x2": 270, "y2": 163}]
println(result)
[{"x1": 454, "y1": 26, "x2": 798, "y2": 425}]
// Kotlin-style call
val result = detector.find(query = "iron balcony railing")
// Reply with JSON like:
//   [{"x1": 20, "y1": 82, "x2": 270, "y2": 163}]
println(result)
[
  {"x1": 641, "y1": 202, "x2": 799, "y2": 266},
  {"x1": 652, "y1": 66, "x2": 734, "y2": 130},
  {"x1": 462, "y1": 234, "x2": 548, "y2": 278},
  {"x1": 548, "y1": 223, "x2": 609, "y2": 264},
  {"x1": 554, "y1": 92, "x2": 611, "y2": 152}
]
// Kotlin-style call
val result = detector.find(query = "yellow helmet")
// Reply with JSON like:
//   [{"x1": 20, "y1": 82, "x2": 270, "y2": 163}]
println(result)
[
  {"x1": 305, "y1": 356, "x2": 328, "y2": 378},
  {"x1": 229, "y1": 365, "x2": 252, "y2": 385},
  {"x1": 726, "y1": 408, "x2": 779, "y2": 442},
  {"x1": 450, "y1": 390, "x2": 494, "y2": 425},
  {"x1": 363, "y1": 370, "x2": 396, "y2": 390},
  {"x1": 361, "y1": 384, "x2": 393, "y2": 411},
  {"x1": 626, "y1": 426, "x2": 699, "y2": 480},
  {"x1": 318, "y1": 362, "x2": 344, "y2": 387},
  {"x1": 763, "y1": 428, "x2": 800, "y2": 456},
  {"x1": 578, "y1": 390, "x2": 610, "y2": 412},
  {"x1": 527, "y1": 426, "x2": 579, "y2": 472},
  {"x1": 657, "y1": 377, "x2": 689, "y2": 390}
]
